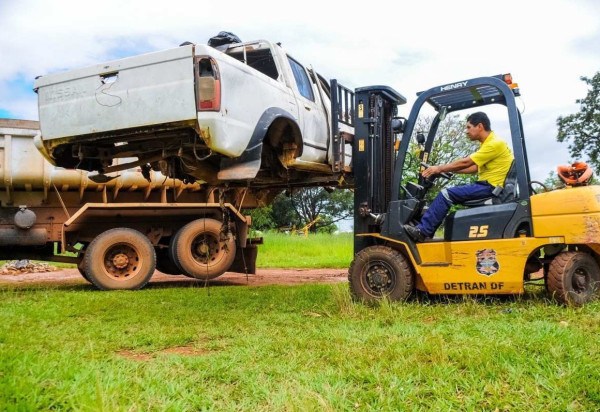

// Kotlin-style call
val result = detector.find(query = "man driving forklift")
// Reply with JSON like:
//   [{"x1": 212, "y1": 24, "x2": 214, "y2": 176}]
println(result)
[{"x1": 404, "y1": 112, "x2": 514, "y2": 242}]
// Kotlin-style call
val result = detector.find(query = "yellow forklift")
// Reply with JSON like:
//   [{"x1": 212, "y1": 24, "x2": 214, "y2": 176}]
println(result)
[{"x1": 347, "y1": 74, "x2": 600, "y2": 305}]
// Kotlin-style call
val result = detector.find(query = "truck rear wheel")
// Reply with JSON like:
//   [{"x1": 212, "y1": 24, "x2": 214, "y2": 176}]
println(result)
[
  {"x1": 348, "y1": 245, "x2": 414, "y2": 303},
  {"x1": 84, "y1": 228, "x2": 156, "y2": 290},
  {"x1": 548, "y1": 251, "x2": 600, "y2": 305},
  {"x1": 77, "y1": 255, "x2": 91, "y2": 283},
  {"x1": 171, "y1": 218, "x2": 236, "y2": 280}
]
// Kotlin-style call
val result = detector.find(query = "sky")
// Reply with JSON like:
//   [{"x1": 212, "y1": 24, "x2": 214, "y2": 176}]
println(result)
[{"x1": 0, "y1": 0, "x2": 598, "y2": 182}]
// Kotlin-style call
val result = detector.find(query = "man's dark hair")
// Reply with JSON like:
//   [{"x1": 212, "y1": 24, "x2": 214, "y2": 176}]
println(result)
[{"x1": 467, "y1": 112, "x2": 491, "y2": 131}]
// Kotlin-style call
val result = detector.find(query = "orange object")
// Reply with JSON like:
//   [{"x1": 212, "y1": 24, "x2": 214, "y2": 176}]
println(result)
[{"x1": 557, "y1": 161, "x2": 594, "y2": 186}]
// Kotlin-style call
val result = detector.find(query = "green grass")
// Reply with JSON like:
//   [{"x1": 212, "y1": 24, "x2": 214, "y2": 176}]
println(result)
[
  {"x1": 1, "y1": 283, "x2": 599, "y2": 411},
  {"x1": 256, "y1": 232, "x2": 353, "y2": 268}
]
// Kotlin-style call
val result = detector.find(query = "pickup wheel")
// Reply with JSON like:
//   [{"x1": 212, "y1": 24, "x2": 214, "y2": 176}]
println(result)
[
  {"x1": 84, "y1": 228, "x2": 156, "y2": 290},
  {"x1": 348, "y1": 246, "x2": 414, "y2": 303},
  {"x1": 171, "y1": 218, "x2": 236, "y2": 280},
  {"x1": 547, "y1": 251, "x2": 600, "y2": 305}
]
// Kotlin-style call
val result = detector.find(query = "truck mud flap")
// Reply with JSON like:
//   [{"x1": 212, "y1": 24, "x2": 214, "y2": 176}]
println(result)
[{"x1": 228, "y1": 244, "x2": 258, "y2": 274}]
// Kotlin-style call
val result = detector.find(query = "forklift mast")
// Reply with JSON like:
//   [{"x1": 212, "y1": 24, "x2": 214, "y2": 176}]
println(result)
[{"x1": 352, "y1": 86, "x2": 407, "y2": 252}]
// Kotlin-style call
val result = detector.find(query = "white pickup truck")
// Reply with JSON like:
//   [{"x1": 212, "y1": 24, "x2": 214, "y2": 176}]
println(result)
[{"x1": 34, "y1": 37, "x2": 355, "y2": 190}]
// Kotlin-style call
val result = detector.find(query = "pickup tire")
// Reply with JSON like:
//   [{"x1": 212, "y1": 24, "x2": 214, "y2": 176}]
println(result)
[
  {"x1": 171, "y1": 218, "x2": 236, "y2": 280},
  {"x1": 547, "y1": 251, "x2": 600, "y2": 305},
  {"x1": 348, "y1": 245, "x2": 414, "y2": 303},
  {"x1": 83, "y1": 228, "x2": 156, "y2": 290}
]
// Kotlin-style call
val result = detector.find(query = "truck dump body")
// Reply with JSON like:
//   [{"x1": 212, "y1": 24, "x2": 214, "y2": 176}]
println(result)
[{"x1": 0, "y1": 119, "x2": 203, "y2": 205}]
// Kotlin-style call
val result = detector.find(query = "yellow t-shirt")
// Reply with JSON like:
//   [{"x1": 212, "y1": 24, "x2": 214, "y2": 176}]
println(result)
[{"x1": 469, "y1": 132, "x2": 514, "y2": 187}]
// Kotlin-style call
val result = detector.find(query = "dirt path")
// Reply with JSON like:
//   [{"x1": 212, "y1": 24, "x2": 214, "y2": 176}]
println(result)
[{"x1": 0, "y1": 267, "x2": 349, "y2": 288}]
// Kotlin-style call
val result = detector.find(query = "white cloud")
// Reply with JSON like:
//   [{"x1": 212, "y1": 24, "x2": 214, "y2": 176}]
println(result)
[{"x1": 0, "y1": 0, "x2": 598, "y2": 181}]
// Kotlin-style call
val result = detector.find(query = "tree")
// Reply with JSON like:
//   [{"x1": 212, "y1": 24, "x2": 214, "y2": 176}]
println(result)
[
  {"x1": 246, "y1": 204, "x2": 275, "y2": 231},
  {"x1": 248, "y1": 187, "x2": 353, "y2": 233},
  {"x1": 273, "y1": 187, "x2": 353, "y2": 233},
  {"x1": 557, "y1": 71, "x2": 600, "y2": 169}
]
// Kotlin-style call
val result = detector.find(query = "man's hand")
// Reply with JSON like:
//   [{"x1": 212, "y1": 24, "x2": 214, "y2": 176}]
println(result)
[
  {"x1": 422, "y1": 165, "x2": 443, "y2": 178},
  {"x1": 421, "y1": 157, "x2": 477, "y2": 178}
]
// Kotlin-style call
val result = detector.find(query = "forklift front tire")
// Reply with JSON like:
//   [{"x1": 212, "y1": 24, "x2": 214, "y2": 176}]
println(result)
[{"x1": 348, "y1": 245, "x2": 414, "y2": 303}]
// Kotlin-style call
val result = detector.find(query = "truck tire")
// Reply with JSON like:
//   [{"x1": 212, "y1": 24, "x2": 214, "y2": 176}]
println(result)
[
  {"x1": 83, "y1": 228, "x2": 156, "y2": 290},
  {"x1": 171, "y1": 218, "x2": 236, "y2": 280},
  {"x1": 547, "y1": 251, "x2": 600, "y2": 305},
  {"x1": 348, "y1": 245, "x2": 414, "y2": 303},
  {"x1": 77, "y1": 255, "x2": 91, "y2": 283}
]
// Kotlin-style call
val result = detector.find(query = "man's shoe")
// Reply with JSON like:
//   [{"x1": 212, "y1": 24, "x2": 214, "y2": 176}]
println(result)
[{"x1": 403, "y1": 224, "x2": 425, "y2": 242}]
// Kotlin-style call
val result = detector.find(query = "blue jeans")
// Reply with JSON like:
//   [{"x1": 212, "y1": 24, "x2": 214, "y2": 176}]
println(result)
[{"x1": 417, "y1": 182, "x2": 494, "y2": 237}]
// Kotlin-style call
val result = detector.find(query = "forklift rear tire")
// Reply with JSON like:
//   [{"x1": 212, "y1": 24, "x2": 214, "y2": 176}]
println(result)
[
  {"x1": 348, "y1": 245, "x2": 414, "y2": 303},
  {"x1": 547, "y1": 251, "x2": 600, "y2": 306}
]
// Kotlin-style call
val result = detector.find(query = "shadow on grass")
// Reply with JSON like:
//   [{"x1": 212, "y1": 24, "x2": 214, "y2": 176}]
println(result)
[
  {"x1": 145, "y1": 278, "x2": 252, "y2": 290},
  {"x1": 339, "y1": 282, "x2": 553, "y2": 310},
  {"x1": 410, "y1": 285, "x2": 551, "y2": 306},
  {"x1": 0, "y1": 276, "x2": 266, "y2": 292}
]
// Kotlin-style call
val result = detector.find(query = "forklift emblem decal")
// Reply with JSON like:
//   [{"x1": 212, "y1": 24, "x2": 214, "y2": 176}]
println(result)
[{"x1": 476, "y1": 249, "x2": 499, "y2": 276}]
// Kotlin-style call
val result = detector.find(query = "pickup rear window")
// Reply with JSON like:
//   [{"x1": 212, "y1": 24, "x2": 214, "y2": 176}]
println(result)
[{"x1": 226, "y1": 48, "x2": 279, "y2": 81}]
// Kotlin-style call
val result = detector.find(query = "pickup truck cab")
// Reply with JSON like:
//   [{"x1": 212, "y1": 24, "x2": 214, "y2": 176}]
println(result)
[{"x1": 34, "y1": 39, "x2": 354, "y2": 190}]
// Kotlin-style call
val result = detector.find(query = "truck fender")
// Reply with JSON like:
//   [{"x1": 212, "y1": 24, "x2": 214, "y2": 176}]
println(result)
[{"x1": 218, "y1": 107, "x2": 302, "y2": 180}]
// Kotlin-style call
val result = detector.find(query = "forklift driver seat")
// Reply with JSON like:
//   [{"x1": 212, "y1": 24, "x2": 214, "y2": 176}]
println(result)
[{"x1": 462, "y1": 160, "x2": 517, "y2": 207}]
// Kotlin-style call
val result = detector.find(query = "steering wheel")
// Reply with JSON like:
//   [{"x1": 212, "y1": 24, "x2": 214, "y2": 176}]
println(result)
[
  {"x1": 529, "y1": 180, "x2": 549, "y2": 194},
  {"x1": 420, "y1": 162, "x2": 453, "y2": 180}
]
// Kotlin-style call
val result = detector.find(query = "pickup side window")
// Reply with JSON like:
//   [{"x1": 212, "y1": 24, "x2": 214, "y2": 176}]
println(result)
[
  {"x1": 287, "y1": 56, "x2": 314, "y2": 101},
  {"x1": 226, "y1": 48, "x2": 279, "y2": 80}
]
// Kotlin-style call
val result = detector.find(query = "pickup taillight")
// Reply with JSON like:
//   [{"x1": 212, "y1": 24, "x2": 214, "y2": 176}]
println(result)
[{"x1": 197, "y1": 58, "x2": 221, "y2": 111}]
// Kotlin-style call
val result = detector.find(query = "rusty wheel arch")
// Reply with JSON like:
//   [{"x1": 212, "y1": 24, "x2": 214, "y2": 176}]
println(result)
[{"x1": 265, "y1": 117, "x2": 303, "y2": 162}]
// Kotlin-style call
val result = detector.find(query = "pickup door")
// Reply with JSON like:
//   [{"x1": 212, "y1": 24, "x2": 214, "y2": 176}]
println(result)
[{"x1": 286, "y1": 55, "x2": 329, "y2": 165}]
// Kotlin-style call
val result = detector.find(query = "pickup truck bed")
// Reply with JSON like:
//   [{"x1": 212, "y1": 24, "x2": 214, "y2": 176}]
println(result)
[{"x1": 35, "y1": 46, "x2": 197, "y2": 141}]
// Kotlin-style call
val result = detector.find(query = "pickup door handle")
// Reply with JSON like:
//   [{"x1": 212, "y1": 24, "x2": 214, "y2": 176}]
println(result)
[{"x1": 304, "y1": 105, "x2": 311, "y2": 111}]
